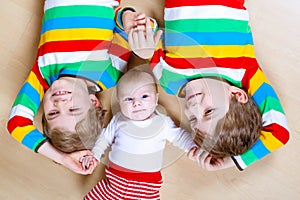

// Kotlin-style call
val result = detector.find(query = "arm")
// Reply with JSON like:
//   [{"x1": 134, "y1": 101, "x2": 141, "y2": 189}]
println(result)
[
  {"x1": 7, "y1": 60, "x2": 49, "y2": 152},
  {"x1": 233, "y1": 68, "x2": 290, "y2": 170},
  {"x1": 165, "y1": 116, "x2": 197, "y2": 152}
]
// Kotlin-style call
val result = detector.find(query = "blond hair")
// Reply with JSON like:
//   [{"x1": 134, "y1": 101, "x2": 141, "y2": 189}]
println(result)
[
  {"x1": 42, "y1": 106, "x2": 106, "y2": 153},
  {"x1": 193, "y1": 94, "x2": 262, "y2": 157},
  {"x1": 116, "y1": 69, "x2": 158, "y2": 98}
]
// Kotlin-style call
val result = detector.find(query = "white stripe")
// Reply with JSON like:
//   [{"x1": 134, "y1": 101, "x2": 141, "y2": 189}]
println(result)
[
  {"x1": 153, "y1": 58, "x2": 245, "y2": 83},
  {"x1": 38, "y1": 50, "x2": 110, "y2": 67},
  {"x1": 9, "y1": 105, "x2": 34, "y2": 121},
  {"x1": 233, "y1": 155, "x2": 247, "y2": 170},
  {"x1": 109, "y1": 54, "x2": 128, "y2": 73},
  {"x1": 44, "y1": 0, "x2": 119, "y2": 10},
  {"x1": 165, "y1": 5, "x2": 249, "y2": 21},
  {"x1": 262, "y1": 110, "x2": 289, "y2": 131}
]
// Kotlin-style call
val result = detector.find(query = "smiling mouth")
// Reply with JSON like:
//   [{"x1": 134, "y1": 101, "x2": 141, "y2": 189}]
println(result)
[{"x1": 52, "y1": 91, "x2": 71, "y2": 97}]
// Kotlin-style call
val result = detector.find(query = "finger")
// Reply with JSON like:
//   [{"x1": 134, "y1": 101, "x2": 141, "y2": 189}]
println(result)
[
  {"x1": 128, "y1": 29, "x2": 135, "y2": 50},
  {"x1": 154, "y1": 29, "x2": 163, "y2": 46},
  {"x1": 145, "y1": 19, "x2": 154, "y2": 42},
  {"x1": 136, "y1": 12, "x2": 146, "y2": 20},
  {"x1": 132, "y1": 29, "x2": 140, "y2": 49},
  {"x1": 137, "y1": 27, "x2": 146, "y2": 48}
]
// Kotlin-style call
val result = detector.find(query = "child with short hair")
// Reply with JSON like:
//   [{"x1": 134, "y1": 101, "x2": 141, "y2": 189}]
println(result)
[
  {"x1": 7, "y1": 0, "x2": 147, "y2": 174},
  {"x1": 129, "y1": 0, "x2": 290, "y2": 171},
  {"x1": 81, "y1": 69, "x2": 197, "y2": 199}
]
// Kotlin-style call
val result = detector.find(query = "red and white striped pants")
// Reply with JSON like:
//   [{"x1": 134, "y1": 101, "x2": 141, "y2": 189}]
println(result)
[{"x1": 84, "y1": 167, "x2": 163, "y2": 200}]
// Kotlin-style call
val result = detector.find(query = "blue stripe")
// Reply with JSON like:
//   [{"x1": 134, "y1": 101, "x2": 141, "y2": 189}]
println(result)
[
  {"x1": 165, "y1": 32, "x2": 254, "y2": 46},
  {"x1": 250, "y1": 139, "x2": 270, "y2": 159},
  {"x1": 99, "y1": 71, "x2": 117, "y2": 88},
  {"x1": 22, "y1": 129, "x2": 45, "y2": 150},
  {"x1": 41, "y1": 17, "x2": 115, "y2": 34},
  {"x1": 18, "y1": 83, "x2": 40, "y2": 106},
  {"x1": 252, "y1": 82, "x2": 279, "y2": 106}
]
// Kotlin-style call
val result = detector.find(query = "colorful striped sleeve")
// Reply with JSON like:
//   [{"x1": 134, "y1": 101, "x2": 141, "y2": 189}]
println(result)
[
  {"x1": 232, "y1": 68, "x2": 290, "y2": 170},
  {"x1": 150, "y1": 0, "x2": 290, "y2": 170},
  {"x1": 7, "y1": 61, "x2": 49, "y2": 152}
]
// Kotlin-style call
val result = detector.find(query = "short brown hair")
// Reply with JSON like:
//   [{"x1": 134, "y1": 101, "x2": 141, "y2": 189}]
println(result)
[
  {"x1": 193, "y1": 94, "x2": 262, "y2": 157},
  {"x1": 42, "y1": 106, "x2": 106, "y2": 153}
]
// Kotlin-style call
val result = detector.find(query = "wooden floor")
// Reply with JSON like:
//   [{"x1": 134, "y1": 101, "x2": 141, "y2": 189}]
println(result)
[{"x1": 1, "y1": 0, "x2": 300, "y2": 199}]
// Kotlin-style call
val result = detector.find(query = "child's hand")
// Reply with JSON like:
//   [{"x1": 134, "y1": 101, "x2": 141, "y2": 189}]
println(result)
[
  {"x1": 123, "y1": 11, "x2": 147, "y2": 34},
  {"x1": 80, "y1": 155, "x2": 99, "y2": 173},
  {"x1": 128, "y1": 19, "x2": 163, "y2": 59},
  {"x1": 61, "y1": 150, "x2": 94, "y2": 175},
  {"x1": 196, "y1": 152, "x2": 235, "y2": 171},
  {"x1": 187, "y1": 146, "x2": 205, "y2": 162}
]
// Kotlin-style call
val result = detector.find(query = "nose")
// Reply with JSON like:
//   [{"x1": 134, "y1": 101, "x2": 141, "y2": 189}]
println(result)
[
  {"x1": 53, "y1": 98, "x2": 68, "y2": 106},
  {"x1": 132, "y1": 99, "x2": 141, "y2": 107}
]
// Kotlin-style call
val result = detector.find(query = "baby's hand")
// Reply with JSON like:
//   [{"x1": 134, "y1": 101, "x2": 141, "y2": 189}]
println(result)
[
  {"x1": 128, "y1": 19, "x2": 163, "y2": 59},
  {"x1": 123, "y1": 11, "x2": 147, "y2": 34},
  {"x1": 80, "y1": 155, "x2": 99, "y2": 173},
  {"x1": 187, "y1": 147, "x2": 204, "y2": 162}
]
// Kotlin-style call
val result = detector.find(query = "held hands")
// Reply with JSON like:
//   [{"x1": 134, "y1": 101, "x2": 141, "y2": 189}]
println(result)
[
  {"x1": 122, "y1": 11, "x2": 147, "y2": 34},
  {"x1": 61, "y1": 150, "x2": 98, "y2": 175},
  {"x1": 187, "y1": 148, "x2": 235, "y2": 171},
  {"x1": 128, "y1": 19, "x2": 163, "y2": 59}
]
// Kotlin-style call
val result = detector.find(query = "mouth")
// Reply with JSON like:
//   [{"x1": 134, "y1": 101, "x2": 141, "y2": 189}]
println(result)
[
  {"x1": 52, "y1": 91, "x2": 71, "y2": 97},
  {"x1": 132, "y1": 109, "x2": 146, "y2": 113}
]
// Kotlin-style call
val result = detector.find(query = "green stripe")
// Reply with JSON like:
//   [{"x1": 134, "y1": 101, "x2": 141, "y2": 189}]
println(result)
[
  {"x1": 240, "y1": 149, "x2": 258, "y2": 166},
  {"x1": 159, "y1": 69, "x2": 242, "y2": 89},
  {"x1": 43, "y1": 5, "x2": 114, "y2": 22},
  {"x1": 13, "y1": 94, "x2": 39, "y2": 115},
  {"x1": 40, "y1": 59, "x2": 121, "y2": 84},
  {"x1": 165, "y1": 19, "x2": 251, "y2": 33},
  {"x1": 259, "y1": 97, "x2": 284, "y2": 114}
]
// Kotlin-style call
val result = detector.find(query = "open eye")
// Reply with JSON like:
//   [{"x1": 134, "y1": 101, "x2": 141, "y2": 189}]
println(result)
[
  {"x1": 124, "y1": 97, "x2": 133, "y2": 102},
  {"x1": 141, "y1": 94, "x2": 149, "y2": 99}
]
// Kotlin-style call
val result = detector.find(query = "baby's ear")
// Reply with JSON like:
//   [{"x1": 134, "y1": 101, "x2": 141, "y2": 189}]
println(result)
[
  {"x1": 229, "y1": 86, "x2": 248, "y2": 104},
  {"x1": 89, "y1": 94, "x2": 102, "y2": 108}
]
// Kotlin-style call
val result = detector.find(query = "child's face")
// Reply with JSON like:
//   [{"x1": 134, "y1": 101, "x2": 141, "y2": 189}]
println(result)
[
  {"x1": 43, "y1": 77, "x2": 95, "y2": 132},
  {"x1": 183, "y1": 78, "x2": 231, "y2": 136},
  {"x1": 118, "y1": 84, "x2": 158, "y2": 121}
]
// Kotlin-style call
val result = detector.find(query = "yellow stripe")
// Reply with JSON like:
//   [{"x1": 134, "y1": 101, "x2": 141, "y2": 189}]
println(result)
[
  {"x1": 97, "y1": 81, "x2": 107, "y2": 91},
  {"x1": 111, "y1": 33, "x2": 129, "y2": 49},
  {"x1": 260, "y1": 130, "x2": 284, "y2": 151},
  {"x1": 26, "y1": 72, "x2": 45, "y2": 101},
  {"x1": 39, "y1": 28, "x2": 113, "y2": 47},
  {"x1": 248, "y1": 68, "x2": 270, "y2": 95},
  {"x1": 166, "y1": 45, "x2": 256, "y2": 58},
  {"x1": 12, "y1": 125, "x2": 36, "y2": 142}
]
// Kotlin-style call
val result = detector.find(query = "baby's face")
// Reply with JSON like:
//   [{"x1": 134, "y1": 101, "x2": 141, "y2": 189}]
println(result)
[
  {"x1": 43, "y1": 77, "x2": 94, "y2": 132},
  {"x1": 118, "y1": 84, "x2": 158, "y2": 121}
]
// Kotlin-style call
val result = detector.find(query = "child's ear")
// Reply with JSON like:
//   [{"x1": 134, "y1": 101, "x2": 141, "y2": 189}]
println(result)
[
  {"x1": 89, "y1": 94, "x2": 102, "y2": 108},
  {"x1": 155, "y1": 93, "x2": 159, "y2": 105},
  {"x1": 229, "y1": 86, "x2": 248, "y2": 103}
]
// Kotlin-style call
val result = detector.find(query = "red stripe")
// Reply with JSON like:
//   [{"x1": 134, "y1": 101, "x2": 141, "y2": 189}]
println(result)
[
  {"x1": 165, "y1": 0, "x2": 246, "y2": 9},
  {"x1": 31, "y1": 60, "x2": 49, "y2": 89},
  {"x1": 38, "y1": 40, "x2": 111, "y2": 56},
  {"x1": 108, "y1": 43, "x2": 131, "y2": 61},
  {"x1": 164, "y1": 56, "x2": 259, "y2": 70},
  {"x1": 7, "y1": 116, "x2": 33, "y2": 134},
  {"x1": 264, "y1": 124, "x2": 290, "y2": 145}
]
